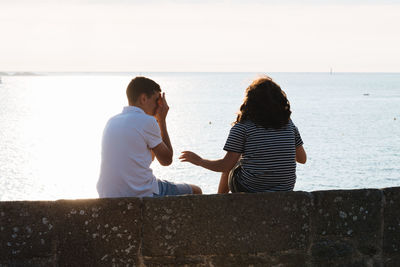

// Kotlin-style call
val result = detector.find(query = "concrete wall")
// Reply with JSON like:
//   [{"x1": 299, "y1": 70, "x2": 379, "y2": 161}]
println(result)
[{"x1": 0, "y1": 187, "x2": 399, "y2": 266}]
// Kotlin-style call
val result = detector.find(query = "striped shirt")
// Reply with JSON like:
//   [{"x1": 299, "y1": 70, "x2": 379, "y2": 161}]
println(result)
[{"x1": 223, "y1": 120, "x2": 303, "y2": 192}]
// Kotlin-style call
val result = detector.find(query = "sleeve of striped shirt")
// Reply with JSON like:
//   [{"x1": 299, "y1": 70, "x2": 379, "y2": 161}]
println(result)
[
  {"x1": 223, "y1": 123, "x2": 246, "y2": 153},
  {"x1": 293, "y1": 122, "x2": 304, "y2": 147}
]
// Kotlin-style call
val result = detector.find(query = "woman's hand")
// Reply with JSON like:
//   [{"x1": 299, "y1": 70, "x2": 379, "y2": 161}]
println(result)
[
  {"x1": 179, "y1": 151, "x2": 203, "y2": 166},
  {"x1": 180, "y1": 151, "x2": 240, "y2": 173}
]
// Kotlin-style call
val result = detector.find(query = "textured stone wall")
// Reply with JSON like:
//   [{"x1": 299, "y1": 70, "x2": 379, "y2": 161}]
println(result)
[{"x1": 0, "y1": 187, "x2": 399, "y2": 266}]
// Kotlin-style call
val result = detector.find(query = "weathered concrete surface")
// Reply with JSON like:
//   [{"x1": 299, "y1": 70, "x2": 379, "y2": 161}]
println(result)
[
  {"x1": 142, "y1": 192, "x2": 312, "y2": 266},
  {"x1": 383, "y1": 187, "x2": 400, "y2": 267},
  {"x1": 0, "y1": 198, "x2": 142, "y2": 267},
  {"x1": 55, "y1": 198, "x2": 142, "y2": 266},
  {"x1": 0, "y1": 188, "x2": 399, "y2": 266},
  {"x1": 0, "y1": 201, "x2": 57, "y2": 263},
  {"x1": 311, "y1": 189, "x2": 383, "y2": 266}
]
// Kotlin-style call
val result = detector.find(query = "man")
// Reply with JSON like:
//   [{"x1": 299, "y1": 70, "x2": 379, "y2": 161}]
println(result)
[{"x1": 97, "y1": 77, "x2": 202, "y2": 197}]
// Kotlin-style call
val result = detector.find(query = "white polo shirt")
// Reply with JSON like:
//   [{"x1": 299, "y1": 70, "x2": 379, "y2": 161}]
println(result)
[{"x1": 97, "y1": 106, "x2": 162, "y2": 198}]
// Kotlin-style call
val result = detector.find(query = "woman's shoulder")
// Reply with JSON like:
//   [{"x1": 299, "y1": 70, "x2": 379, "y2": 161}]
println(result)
[
  {"x1": 236, "y1": 120, "x2": 257, "y2": 126},
  {"x1": 233, "y1": 120, "x2": 255, "y2": 130},
  {"x1": 285, "y1": 119, "x2": 302, "y2": 136},
  {"x1": 282, "y1": 119, "x2": 296, "y2": 128}
]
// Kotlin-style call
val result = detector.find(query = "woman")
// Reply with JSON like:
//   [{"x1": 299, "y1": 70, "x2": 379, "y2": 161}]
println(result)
[{"x1": 179, "y1": 76, "x2": 306, "y2": 193}]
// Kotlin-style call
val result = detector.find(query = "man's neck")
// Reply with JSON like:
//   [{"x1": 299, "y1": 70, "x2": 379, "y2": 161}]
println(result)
[
  {"x1": 129, "y1": 101, "x2": 143, "y2": 109},
  {"x1": 129, "y1": 102, "x2": 150, "y2": 115}
]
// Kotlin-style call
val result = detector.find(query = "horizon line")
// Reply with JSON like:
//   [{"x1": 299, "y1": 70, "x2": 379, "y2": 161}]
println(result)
[{"x1": 1, "y1": 71, "x2": 400, "y2": 76}]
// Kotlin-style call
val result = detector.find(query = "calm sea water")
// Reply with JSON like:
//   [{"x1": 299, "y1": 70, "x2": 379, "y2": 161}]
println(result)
[{"x1": 0, "y1": 72, "x2": 399, "y2": 201}]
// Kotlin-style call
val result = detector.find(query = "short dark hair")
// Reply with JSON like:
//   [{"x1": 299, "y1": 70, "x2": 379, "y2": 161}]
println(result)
[
  {"x1": 126, "y1": 76, "x2": 161, "y2": 103},
  {"x1": 235, "y1": 76, "x2": 291, "y2": 129}
]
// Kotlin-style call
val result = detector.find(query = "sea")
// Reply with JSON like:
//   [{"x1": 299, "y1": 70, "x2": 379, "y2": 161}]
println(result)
[{"x1": 0, "y1": 72, "x2": 399, "y2": 201}]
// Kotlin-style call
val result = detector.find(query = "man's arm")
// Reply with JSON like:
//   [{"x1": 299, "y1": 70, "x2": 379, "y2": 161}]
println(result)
[
  {"x1": 152, "y1": 120, "x2": 173, "y2": 166},
  {"x1": 152, "y1": 92, "x2": 173, "y2": 166}
]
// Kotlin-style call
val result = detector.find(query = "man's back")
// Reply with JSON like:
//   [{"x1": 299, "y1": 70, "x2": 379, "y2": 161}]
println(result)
[
  {"x1": 97, "y1": 106, "x2": 162, "y2": 198},
  {"x1": 97, "y1": 76, "x2": 201, "y2": 197}
]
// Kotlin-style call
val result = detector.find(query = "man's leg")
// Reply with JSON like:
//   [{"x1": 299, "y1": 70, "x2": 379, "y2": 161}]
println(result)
[
  {"x1": 190, "y1": 184, "x2": 202, "y2": 194},
  {"x1": 157, "y1": 179, "x2": 201, "y2": 196}
]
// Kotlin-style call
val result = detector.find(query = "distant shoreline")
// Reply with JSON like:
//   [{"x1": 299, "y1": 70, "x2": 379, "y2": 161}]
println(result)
[{"x1": 1, "y1": 71, "x2": 400, "y2": 76}]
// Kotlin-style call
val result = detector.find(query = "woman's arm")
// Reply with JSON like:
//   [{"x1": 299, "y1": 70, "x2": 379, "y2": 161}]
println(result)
[
  {"x1": 296, "y1": 145, "x2": 307, "y2": 164},
  {"x1": 179, "y1": 151, "x2": 241, "y2": 173}
]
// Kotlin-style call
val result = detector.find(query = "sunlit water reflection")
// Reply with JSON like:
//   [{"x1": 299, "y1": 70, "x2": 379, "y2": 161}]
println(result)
[{"x1": 0, "y1": 73, "x2": 399, "y2": 200}]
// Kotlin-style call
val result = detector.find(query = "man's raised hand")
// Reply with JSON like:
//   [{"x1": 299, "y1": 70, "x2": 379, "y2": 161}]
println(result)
[{"x1": 155, "y1": 92, "x2": 169, "y2": 122}]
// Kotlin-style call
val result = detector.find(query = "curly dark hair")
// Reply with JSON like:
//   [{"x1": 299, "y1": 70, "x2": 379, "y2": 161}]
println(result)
[{"x1": 235, "y1": 76, "x2": 291, "y2": 129}]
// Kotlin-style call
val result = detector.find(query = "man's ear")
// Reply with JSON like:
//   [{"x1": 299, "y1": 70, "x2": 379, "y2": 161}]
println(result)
[{"x1": 139, "y1": 93, "x2": 147, "y2": 105}]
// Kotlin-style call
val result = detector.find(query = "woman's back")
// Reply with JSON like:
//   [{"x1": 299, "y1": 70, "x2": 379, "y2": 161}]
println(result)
[
  {"x1": 224, "y1": 120, "x2": 303, "y2": 192},
  {"x1": 179, "y1": 75, "x2": 306, "y2": 194}
]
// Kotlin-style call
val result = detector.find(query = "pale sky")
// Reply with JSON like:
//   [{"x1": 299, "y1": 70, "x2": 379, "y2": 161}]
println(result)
[{"x1": 0, "y1": 0, "x2": 399, "y2": 72}]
